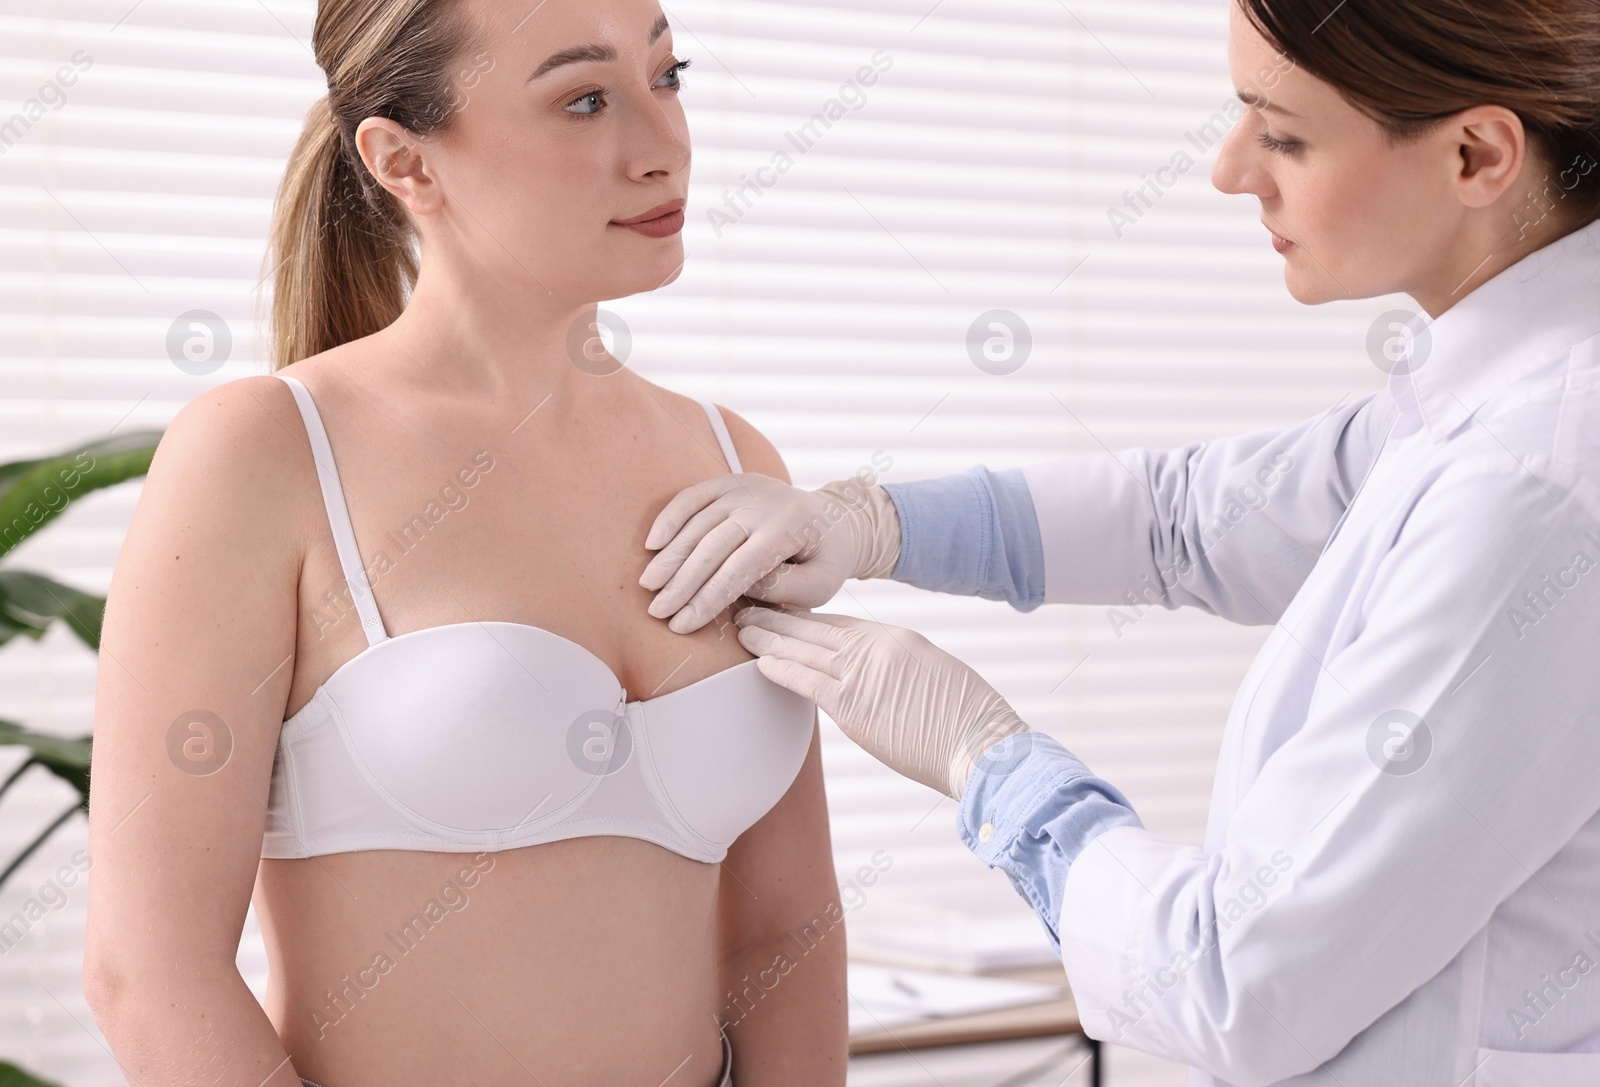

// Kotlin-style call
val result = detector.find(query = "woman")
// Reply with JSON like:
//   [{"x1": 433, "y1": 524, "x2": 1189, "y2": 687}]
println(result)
[
  {"x1": 80, "y1": 2, "x2": 846, "y2": 1085},
  {"x1": 642, "y1": 1, "x2": 1600, "y2": 1084}
]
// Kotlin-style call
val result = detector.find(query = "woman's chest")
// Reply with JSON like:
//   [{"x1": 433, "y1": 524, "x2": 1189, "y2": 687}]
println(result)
[{"x1": 287, "y1": 439, "x2": 755, "y2": 717}]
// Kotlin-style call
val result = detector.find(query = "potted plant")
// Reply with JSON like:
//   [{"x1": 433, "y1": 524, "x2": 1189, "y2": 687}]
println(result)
[{"x1": 0, "y1": 428, "x2": 162, "y2": 1087}]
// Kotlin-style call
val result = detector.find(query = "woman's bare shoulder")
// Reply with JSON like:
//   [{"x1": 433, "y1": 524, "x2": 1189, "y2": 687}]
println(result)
[
  {"x1": 710, "y1": 402, "x2": 790, "y2": 484},
  {"x1": 152, "y1": 373, "x2": 322, "y2": 548},
  {"x1": 635, "y1": 377, "x2": 792, "y2": 485},
  {"x1": 162, "y1": 373, "x2": 304, "y2": 472}
]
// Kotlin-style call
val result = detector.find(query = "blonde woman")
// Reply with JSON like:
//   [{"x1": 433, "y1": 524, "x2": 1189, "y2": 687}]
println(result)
[{"x1": 81, "y1": 2, "x2": 847, "y2": 1085}]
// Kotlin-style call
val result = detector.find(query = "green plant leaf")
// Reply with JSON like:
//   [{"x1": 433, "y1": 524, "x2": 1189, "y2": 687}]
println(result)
[
  {"x1": 0, "y1": 430, "x2": 163, "y2": 560},
  {"x1": 0, "y1": 1061, "x2": 67, "y2": 1087},
  {"x1": 0, "y1": 571, "x2": 105, "y2": 650},
  {"x1": 0, "y1": 719, "x2": 91, "y2": 806}
]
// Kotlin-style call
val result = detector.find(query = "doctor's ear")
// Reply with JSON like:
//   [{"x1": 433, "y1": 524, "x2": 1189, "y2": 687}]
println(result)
[
  {"x1": 354, "y1": 117, "x2": 443, "y2": 216},
  {"x1": 1445, "y1": 105, "x2": 1528, "y2": 211}
]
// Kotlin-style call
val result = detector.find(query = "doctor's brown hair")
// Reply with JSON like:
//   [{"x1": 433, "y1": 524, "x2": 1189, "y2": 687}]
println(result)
[
  {"x1": 264, "y1": 0, "x2": 473, "y2": 368},
  {"x1": 1238, "y1": 0, "x2": 1600, "y2": 219}
]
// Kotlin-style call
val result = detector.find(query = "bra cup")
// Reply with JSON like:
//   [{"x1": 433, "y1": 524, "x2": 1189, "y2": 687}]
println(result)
[
  {"x1": 646, "y1": 664, "x2": 815, "y2": 847},
  {"x1": 266, "y1": 374, "x2": 805, "y2": 861},
  {"x1": 328, "y1": 626, "x2": 622, "y2": 835}
]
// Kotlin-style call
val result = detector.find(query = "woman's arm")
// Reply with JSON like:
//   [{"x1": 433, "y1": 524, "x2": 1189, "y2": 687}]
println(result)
[
  {"x1": 886, "y1": 390, "x2": 1396, "y2": 622},
  {"x1": 83, "y1": 376, "x2": 311, "y2": 1086},
  {"x1": 711, "y1": 407, "x2": 847, "y2": 1086},
  {"x1": 716, "y1": 722, "x2": 846, "y2": 1085}
]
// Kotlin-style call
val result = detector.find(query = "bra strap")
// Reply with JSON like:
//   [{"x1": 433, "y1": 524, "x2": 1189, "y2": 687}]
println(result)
[
  {"x1": 274, "y1": 375, "x2": 389, "y2": 647},
  {"x1": 699, "y1": 400, "x2": 742, "y2": 474}
]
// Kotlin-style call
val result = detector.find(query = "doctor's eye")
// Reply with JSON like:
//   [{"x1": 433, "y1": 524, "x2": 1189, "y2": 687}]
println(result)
[{"x1": 1256, "y1": 130, "x2": 1302, "y2": 157}]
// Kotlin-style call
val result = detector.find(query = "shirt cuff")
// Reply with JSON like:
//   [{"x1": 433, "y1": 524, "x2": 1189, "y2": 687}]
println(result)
[
  {"x1": 957, "y1": 731, "x2": 1143, "y2": 955},
  {"x1": 881, "y1": 465, "x2": 1046, "y2": 611}
]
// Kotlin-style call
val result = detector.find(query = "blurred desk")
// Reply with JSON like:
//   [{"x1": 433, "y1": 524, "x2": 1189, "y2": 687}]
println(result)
[{"x1": 847, "y1": 963, "x2": 1100, "y2": 1086}]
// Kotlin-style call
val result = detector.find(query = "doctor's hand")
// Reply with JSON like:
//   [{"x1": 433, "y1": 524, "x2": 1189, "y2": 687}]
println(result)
[
  {"x1": 640, "y1": 474, "x2": 901, "y2": 635},
  {"x1": 733, "y1": 606, "x2": 1032, "y2": 800}
]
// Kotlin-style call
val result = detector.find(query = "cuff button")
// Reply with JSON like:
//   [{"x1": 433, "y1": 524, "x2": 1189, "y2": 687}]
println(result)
[{"x1": 978, "y1": 822, "x2": 995, "y2": 844}]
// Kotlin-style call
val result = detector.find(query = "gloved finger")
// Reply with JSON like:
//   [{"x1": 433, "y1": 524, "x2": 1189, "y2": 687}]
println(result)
[
  {"x1": 742, "y1": 561, "x2": 843, "y2": 608},
  {"x1": 664, "y1": 532, "x2": 811, "y2": 633},
  {"x1": 751, "y1": 654, "x2": 844, "y2": 713},
  {"x1": 693, "y1": 549, "x2": 838, "y2": 617},
  {"x1": 739, "y1": 607, "x2": 893, "y2": 655},
  {"x1": 735, "y1": 617, "x2": 840, "y2": 676},
  {"x1": 640, "y1": 497, "x2": 740, "y2": 591},
  {"x1": 792, "y1": 613, "x2": 934, "y2": 669},
  {"x1": 733, "y1": 607, "x2": 857, "y2": 652},
  {"x1": 647, "y1": 519, "x2": 751, "y2": 622},
  {"x1": 763, "y1": 610, "x2": 878, "y2": 632},
  {"x1": 643, "y1": 475, "x2": 744, "y2": 552}
]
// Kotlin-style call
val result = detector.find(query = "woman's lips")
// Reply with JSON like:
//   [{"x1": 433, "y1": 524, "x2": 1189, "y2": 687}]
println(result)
[
  {"x1": 613, "y1": 199, "x2": 686, "y2": 238},
  {"x1": 1267, "y1": 224, "x2": 1295, "y2": 254}
]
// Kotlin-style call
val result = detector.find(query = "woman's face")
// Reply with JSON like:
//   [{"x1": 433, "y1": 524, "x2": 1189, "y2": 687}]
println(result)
[
  {"x1": 409, "y1": 0, "x2": 692, "y2": 303},
  {"x1": 1210, "y1": 3, "x2": 1488, "y2": 307}
]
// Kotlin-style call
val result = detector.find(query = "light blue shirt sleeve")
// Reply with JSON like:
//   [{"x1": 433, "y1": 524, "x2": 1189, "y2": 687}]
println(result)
[
  {"x1": 881, "y1": 465, "x2": 1046, "y2": 612},
  {"x1": 880, "y1": 395, "x2": 1393, "y2": 624},
  {"x1": 955, "y1": 731, "x2": 1143, "y2": 956},
  {"x1": 881, "y1": 467, "x2": 1141, "y2": 953}
]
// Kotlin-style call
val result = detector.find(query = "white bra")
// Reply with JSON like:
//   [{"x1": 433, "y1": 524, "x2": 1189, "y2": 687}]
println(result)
[{"x1": 261, "y1": 374, "x2": 815, "y2": 864}]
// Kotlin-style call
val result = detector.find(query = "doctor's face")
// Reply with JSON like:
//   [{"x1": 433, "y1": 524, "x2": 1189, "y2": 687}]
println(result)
[{"x1": 1209, "y1": 3, "x2": 1469, "y2": 306}]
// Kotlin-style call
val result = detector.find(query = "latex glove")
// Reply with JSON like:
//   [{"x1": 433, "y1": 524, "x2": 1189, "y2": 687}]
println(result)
[
  {"x1": 640, "y1": 473, "x2": 901, "y2": 635},
  {"x1": 733, "y1": 607, "x2": 1033, "y2": 800}
]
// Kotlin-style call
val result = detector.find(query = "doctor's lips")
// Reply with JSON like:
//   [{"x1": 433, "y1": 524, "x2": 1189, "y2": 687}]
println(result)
[
  {"x1": 612, "y1": 198, "x2": 686, "y2": 238},
  {"x1": 1264, "y1": 220, "x2": 1296, "y2": 254}
]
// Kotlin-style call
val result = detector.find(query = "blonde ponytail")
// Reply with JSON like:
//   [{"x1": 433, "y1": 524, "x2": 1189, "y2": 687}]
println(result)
[{"x1": 262, "y1": 0, "x2": 471, "y2": 369}]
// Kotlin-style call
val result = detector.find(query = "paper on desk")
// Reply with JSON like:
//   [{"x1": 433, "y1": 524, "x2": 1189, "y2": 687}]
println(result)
[{"x1": 846, "y1": 961, "x2": 1064, "y2": 1035}]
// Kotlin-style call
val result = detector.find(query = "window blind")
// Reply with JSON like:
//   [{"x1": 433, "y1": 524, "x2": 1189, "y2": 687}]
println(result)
[{"x1": 0, "y1": 1, "x2": 1389, "y2": 1084}]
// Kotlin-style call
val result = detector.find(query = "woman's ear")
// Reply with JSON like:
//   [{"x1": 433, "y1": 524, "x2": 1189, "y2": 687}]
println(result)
[
  {"x1": 1450, "y1": 105, "x2": 1528, "y2": 210},
  {"x1": 354, "y1": 116, "x2": 443, "y2": 215}
]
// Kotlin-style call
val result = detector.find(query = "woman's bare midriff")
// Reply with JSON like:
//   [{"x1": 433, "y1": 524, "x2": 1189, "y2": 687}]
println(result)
[
  {"x1": 255, "y1": 841, "x2": 727, "y2": 1087},
  {"x1": 251, "y1": 357, "x2": 766, "y2": 1087}
]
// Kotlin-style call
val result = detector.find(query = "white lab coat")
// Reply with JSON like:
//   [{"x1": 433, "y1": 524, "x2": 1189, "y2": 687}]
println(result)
[{"x1": 1020, "y1": 219, "x2": 1600, "y2": 1086}]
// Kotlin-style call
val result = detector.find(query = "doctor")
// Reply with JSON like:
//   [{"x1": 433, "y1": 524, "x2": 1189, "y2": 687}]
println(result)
[{"x1": 639, "y1": 1, "x2": 1600, "y2": 1085}]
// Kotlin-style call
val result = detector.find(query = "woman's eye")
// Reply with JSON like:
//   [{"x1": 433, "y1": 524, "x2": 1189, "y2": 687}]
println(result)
[
  {"x1": 656, "y1": 57, "x2": 693, "y2": 91},
  {"x1": 564, "y1": 59, "x2": 691, "y2": 116},
  {"x1": 564, "y1": 90, "x2": 605, "y2": 116}
]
